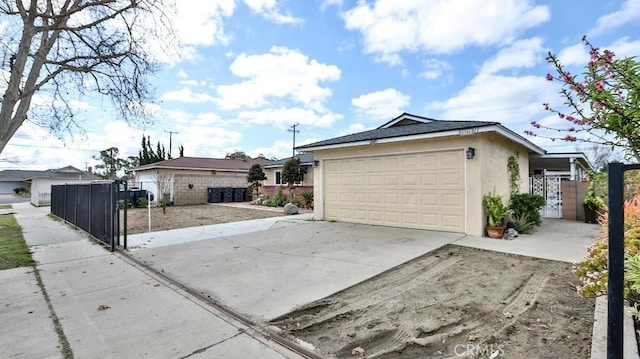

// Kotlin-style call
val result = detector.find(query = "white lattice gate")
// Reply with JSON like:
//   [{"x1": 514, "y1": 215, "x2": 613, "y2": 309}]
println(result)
[{"x1": 530, "y1": 175, "x2": 563, "y2": 218}]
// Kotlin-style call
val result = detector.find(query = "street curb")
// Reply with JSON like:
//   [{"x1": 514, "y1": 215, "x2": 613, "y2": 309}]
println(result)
[{"x1": 591, "y1": 296, "x2": 639, "y2": 358}]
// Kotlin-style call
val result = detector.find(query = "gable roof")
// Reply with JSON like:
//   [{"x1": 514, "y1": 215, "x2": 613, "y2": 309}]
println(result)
[
  {"x1": 296, "y1": 113, "x2": 545, "y2": 154},
  {"x1": 133, "y1": 156, "x2": 269, "y2": 172},
  {"x1": 0, "y1": 166, "x2": 100, "y2": 182},
  {"x1": 262, "y1": 153, "x2": 314, "y2": 168}
]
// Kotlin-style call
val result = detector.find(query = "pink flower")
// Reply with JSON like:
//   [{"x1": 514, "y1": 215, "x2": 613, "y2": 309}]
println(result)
[
  {"x1": 546, "y1": 73, "x2": 553, "y2": 81},
  {"x1": 594, "y1": 101, "x2": 603, "y2": 109},
  {"x1": 563, "y1": 135, "x2": 577, "y2": 141},
  {"x1": 594, "y1": 81, "x2": 605, "y2": 90},
  {"x1": 568, "y1": 127, "x2": 575, "y2": 132},
  {"x1": 558, "y1": 113, "x2": 565, "y2": 119}
]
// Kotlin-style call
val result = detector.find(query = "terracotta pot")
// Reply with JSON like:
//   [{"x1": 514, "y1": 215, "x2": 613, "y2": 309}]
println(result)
[{"x1": 486, "y1": 226, "x2": 506, "y2": 239}]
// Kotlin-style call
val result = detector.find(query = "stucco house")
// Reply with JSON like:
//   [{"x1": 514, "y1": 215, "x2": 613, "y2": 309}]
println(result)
[
  {"x1": 132, "y1": 156, "x2": 269, "y2": 205},
  {"x1": 0, "y1": 166, "x2": 100, "y2": 206},
  {"x1": 261, "y1": 153, "x2": 315, "y2": 198},
  {"x1": 296, "y1": 112, "x2": 549, "y2": 237}
]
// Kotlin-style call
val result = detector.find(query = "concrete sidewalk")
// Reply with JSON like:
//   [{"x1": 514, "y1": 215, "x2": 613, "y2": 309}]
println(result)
[{"x1": 2, "y1": 203, "x2": 303, "y2": 359}]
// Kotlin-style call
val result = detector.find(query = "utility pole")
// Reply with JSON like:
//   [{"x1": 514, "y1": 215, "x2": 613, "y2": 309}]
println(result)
[
  {"x1": 164, "y1": 130, "x2": 179, "y2": 158},
  {"x1": 288, "y1": 123, "x2": 299, "y2": 158}
]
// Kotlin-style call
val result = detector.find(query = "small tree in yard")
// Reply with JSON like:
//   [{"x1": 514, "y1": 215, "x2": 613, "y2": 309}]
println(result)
[
  {"x1": 527, "y1": 36, "x2": 640, "y2": 162},
  {"x1": 282, "y1": 157, "x2": 306, "y2": 186},
  {"x1": 247, "y1": 164, "x2": 267, "y2": 199}
]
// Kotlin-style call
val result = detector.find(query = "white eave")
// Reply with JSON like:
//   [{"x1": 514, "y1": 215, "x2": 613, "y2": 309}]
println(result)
[
  {"x1": 299, "y1": 124, "x2": 546, "y2": 154},
  {"x1": 134, "y1": 166, "x2": 249, "y2": 173}
]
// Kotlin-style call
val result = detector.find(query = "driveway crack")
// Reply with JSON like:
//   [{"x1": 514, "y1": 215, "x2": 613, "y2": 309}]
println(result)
[{"x1": 178, "y1": 332, "x2": 243, "y2": 359}]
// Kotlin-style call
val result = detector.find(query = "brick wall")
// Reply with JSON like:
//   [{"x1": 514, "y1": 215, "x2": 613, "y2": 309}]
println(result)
[
  {"x1": 173, "y1": 174, "x2": 248, "y2": 205},
  {"x1": 562, "y1": 180, "x2": 589, "y2": 221}
]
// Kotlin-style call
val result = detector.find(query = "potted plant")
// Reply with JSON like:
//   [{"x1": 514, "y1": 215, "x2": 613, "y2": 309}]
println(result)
[
  {"x1": 583, "y1": 190, "x2": 604, "y2": 223},
  {"x1": 482, "y1": 191, "x2": 510, "y2": 238}
]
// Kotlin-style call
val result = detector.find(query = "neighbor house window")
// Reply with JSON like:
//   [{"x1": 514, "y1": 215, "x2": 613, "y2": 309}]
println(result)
[{"x1": 274, "y1": 170, "x2": 302, "y2": 185}]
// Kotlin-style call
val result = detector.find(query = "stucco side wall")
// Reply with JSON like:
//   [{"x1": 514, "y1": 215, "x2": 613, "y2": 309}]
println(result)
[
  {"x1": 477, "y1": 133, "x2": 532, "y2": 233},
  {"x1": 309, "y1": 135, "x2": 485, "y2": 235}
]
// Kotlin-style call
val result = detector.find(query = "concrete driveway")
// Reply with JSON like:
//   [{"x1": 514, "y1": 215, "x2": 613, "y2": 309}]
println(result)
[
  {"x1": 129, "y1": 220, "x2": 466, "y2": 321},
  {"x1": 128, "y1": 216, "x2": 601, "y2": 322}
]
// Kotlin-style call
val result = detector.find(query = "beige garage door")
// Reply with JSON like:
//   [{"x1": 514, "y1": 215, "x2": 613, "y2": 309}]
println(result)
[{"x1": 324, "y1": 150, "x2": 465, "y2": 232}]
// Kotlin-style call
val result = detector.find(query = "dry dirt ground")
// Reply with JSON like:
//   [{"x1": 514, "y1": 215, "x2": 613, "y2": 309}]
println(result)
[
  {"x1": 271, "y1": 245, "x2": 595, "y2": 359},
  {"x1": 121, "y1": 204, "x2": 284, "y2": 234}
]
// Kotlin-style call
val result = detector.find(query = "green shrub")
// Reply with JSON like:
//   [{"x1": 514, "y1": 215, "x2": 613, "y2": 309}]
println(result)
[
  {"x1": 301, "y1": 191, "x2": 314, "y2": 209},
  {"x1": 508, "y1": 213, "x2": 536, "y2": 234},
  {"x1": 137, "y1": 197, "x2": 148, "y2": 208},
  {"x1": 509, "y1": 193, "x2": 545, "y2": 225},
  {"x1": 271, "y1": 186, "x2": 285, "y2": 207}
]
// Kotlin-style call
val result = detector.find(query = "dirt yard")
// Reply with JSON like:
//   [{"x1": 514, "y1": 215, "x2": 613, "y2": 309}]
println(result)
[
  {"x1": 272, "y1": 245, "x2": 595, "y2": 359},
  {"x1": 121, "y1": 204, "x2": 285, "y2": 234}
]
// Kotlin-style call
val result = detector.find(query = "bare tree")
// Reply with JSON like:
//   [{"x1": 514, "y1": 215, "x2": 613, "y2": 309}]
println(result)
[
  {"x1": 580, "y1": 144, "x2": 622, "y2": 171},
  {"x1": 0, "y1": 0, "x2": 174, "y2": 154}
]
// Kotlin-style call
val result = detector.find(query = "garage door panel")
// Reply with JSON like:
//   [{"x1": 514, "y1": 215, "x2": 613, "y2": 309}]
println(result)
[{"x1": 324, "y1": 150, "x2": 465, "y2": 233}]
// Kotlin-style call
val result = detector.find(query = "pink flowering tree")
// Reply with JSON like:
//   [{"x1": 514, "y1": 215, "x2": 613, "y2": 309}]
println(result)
[{"x1": 527, "y1": 36, "x2": 640, "y2": 162}]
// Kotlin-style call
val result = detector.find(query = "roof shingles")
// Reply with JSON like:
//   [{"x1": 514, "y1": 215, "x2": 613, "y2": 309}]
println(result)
[{"x1": 296, "y1": 120, "x2": 498, "y2": 150}]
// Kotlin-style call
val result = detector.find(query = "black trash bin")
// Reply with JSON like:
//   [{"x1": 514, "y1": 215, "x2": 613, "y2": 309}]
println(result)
[
  {"x1": 223, "y1": 187, "x2": 234, "y2": 202},
  {"x1": 244, "y1": 187, "x2": 252, "y2": 201},
  {"x1": 233, "y1": 188, "x2": 245, "y2": 202},
  {"x1": 208, "y1": 187, "x2": 222, "y2": 203}
]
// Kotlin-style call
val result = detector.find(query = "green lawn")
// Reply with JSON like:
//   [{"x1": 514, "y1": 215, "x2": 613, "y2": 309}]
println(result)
[
  {"x1": 0, "y1": 204, "x2": 10, "y2": 209},
  {"x1": 0, "y1": 213, "x2": 35, "y2": 269}
]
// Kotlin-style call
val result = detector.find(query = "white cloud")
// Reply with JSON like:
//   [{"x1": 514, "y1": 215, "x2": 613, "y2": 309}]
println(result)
[
  {"x1": 609, "y1": 37, "x2": 640, "y2": 58},
  {"x1": 352, "y1": 88, "x2": 410, "y2": 120},
  {"x1": 420, "y1": 58, "x2": 452, "y2": 79},
  {"x1": 160, "y1": 88, "x2": 216, "y2": 103},
  {"x1": 236, "y1": 107, "x2": 343, "y2": 128},
  {"x1": 177, "y1": 69, "x2": 188, "y2": 78},
  {"x1": 590, "y1": 0, "x2": 640, "y2": 35},
  {"x1": 555, "y1": 37, "x2": 640, "y2": 68},
  {"x1": 428, "y1": 73, "x2": 554, "y2": 128},
  {"x1": 217, "y1": 47, "x2": 340, "y2": 110},
  {"x1": 556, "y1": 43, "x2": 588, "y2": 67},
  {"x1": 321, "y1": 0, "x2": 343, "y2": 10},
  {"x1": 242, "y1": 0, "x2": 303, "y2": 24},
  {"x1": 342, "y1": 0, "x2": 550, "y2": 65},
  {"x1": 480, "y1": 38, "x2": 545, "y2": 75}
]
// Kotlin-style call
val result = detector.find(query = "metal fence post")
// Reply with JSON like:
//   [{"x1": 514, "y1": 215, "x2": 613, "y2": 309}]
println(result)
[
  {"x1": 607, "y1": 162, "x2": 624, "y2": 359},
  {"x1": 123, "y1": 181, "x2": 128, "y2": 250}
]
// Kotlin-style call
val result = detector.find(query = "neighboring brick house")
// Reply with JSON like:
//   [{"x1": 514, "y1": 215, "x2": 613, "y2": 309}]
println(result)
[
  {"x1": 261, "y1": 153, "x2": 315, "y2": 199},
  {"x1": 132, "y1": 157, "x2": 269, "y2": 206}
]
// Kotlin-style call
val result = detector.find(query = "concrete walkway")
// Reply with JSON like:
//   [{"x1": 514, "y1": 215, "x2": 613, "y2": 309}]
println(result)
[
  {"x1": 2, "y1": 203, "x2": 303, "y2": 359},
  {"x1": 454, "y1": 218, "x2": 601, "y2": 263}
]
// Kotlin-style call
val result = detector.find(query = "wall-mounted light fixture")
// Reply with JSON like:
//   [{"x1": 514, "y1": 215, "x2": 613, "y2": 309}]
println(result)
[
  {"x1": 466, "y1": 147, "x2": 475, "y2": 159},
  {"x1": 188, "y1": 183, "x2": 194, "y2": 189},
  {"x1": 313, "y1": 160, "x2": 319, "y2": 167}
]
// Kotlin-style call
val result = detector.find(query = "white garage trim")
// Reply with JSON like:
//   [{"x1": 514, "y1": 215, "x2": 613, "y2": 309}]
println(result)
[{"x1": 321, "y1": 149, "x2": 467, "y2": 233}]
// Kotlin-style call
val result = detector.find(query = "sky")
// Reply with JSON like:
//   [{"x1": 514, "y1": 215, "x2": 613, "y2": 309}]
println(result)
[{"x1": 1, "y1": 0, "x2": 640, "y2": 171}]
